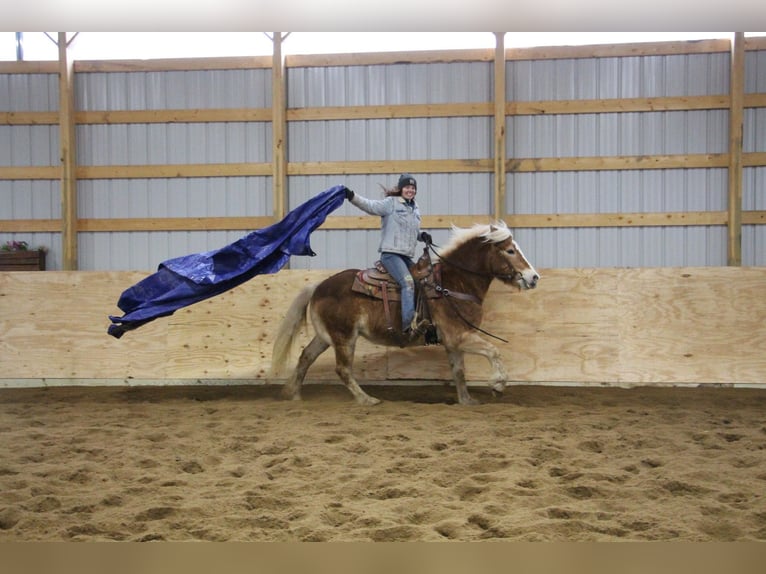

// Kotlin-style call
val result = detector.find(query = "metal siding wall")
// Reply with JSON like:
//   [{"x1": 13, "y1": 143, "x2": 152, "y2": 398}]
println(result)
[
  {"x1": 77, "y1": 175, "x2": 271, "y2": 271},
  {"x1": 507, "y1": 53, "x2": 731, "y2": 268},
  {"x1": 743, "y1": 167, "x2": 766, "y2": 266},
  {"x1": 2, "y1": 50, "x2": 764, "y2": 271},
  {"x1": 743, "y1": 50, "x2": 766, "y2": 266},
  {"x1": 287, "y1": 62, "x2": 492, "y2": 271},
  {"x1": 73, "y1": 69, "x2": 272, "y2": 270},
  {"x1": 77, "y1": 69, "x2": 271, "y2": 111},
  {"x1": 0, "y1": 73, "x2": 60, "y2": 268}
]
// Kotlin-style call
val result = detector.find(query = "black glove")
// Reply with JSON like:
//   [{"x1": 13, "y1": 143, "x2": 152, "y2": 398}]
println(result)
[
  {"x1": 344, "y1": 188, "x2": 355, "y2": 200},
  {"x1": 418, "y1": 231, "x2": 433, "y2": 244}
]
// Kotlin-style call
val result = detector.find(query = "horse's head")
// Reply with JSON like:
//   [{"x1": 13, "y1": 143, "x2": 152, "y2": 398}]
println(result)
[
  {"x1": 480, "y1": 223, "x2": 539, "y2": 290},
  {"x1": 441, "y1": 221, "x2": 540, "y2": 290}
]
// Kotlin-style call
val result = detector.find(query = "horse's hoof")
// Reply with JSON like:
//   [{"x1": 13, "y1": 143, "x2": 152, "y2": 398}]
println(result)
[
  {"x1": 280, "y1": 389, "x2": 300, "y2": 401},
  {"x1": 358, "y1": 396, "x2": 381, "y2": 406},
  {"x1": 458, "y1": 396, "x2": 481, "y2": 406}
]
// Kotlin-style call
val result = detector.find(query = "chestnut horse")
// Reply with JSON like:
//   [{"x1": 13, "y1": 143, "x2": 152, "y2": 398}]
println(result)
[{"x1": 270, "y1": 222, "x2": 539, "y2": 405}]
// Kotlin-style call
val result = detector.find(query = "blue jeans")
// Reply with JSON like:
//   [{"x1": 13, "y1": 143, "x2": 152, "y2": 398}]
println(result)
[{"x1": 380, "y1": 252, "x2": 415, "y2": 331}]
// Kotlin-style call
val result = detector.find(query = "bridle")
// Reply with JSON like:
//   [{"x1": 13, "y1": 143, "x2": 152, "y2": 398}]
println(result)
[
  {"x1": 425, "y1": 241, "x2": 522, "y2": 284},
  {"x1": 421, "y1": 241, "x2": 512, "y2": 344}
]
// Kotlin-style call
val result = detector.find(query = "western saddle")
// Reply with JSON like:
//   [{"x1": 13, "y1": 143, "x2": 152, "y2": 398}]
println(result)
[{"x1": 351, "y1": 247, "x2": 440, "y2": 345}]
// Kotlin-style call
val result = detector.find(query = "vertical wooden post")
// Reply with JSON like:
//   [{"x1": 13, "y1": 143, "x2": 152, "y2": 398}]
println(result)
[
  {"x1": 493, "y1": 32, "x2": 507, "y2": 222},
  {"x1": 727, "y1": 32, "x2": 745, "y2": 266},
  {"x1": 271, "y1": 33, "x2": 287, "y2": 222},
  {"x1": 58, "y1": 32, "x2": 78, "y2": 270}
]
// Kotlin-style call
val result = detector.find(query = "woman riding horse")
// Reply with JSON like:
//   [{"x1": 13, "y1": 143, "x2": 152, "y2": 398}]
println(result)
[
  {"x1": 271, "y1": 220, "x2": 539, "y2": 406},
  {"x1": 345, "y1": 174, "x2": 432, "y2": 341}
]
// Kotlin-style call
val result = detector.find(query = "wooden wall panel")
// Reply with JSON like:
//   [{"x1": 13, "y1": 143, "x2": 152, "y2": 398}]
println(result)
[
  {"x1": 0, "y1": 271, "x2": 167, "y2": 380},
  {"x1": 616, "y1": 267, "x2": 766, "y2": 383},
  {"x1": 1, "y1": 268, "x2": 764, "y2": 387}
]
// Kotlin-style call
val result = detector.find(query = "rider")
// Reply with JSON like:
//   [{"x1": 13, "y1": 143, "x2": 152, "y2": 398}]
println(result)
[{"x1": 345, "y1": 174, "x2": 433, "y2": 339}]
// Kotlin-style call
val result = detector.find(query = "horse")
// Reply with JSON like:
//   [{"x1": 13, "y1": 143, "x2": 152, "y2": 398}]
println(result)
[{"x1": 270, "y1": 221, "x2": 539, "y2": 405}]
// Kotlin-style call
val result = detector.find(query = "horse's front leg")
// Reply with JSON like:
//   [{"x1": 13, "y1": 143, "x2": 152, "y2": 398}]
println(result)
[
  {"x1": 454, "y1": 332, "x2": 509, "y2": 396},
  {"x1": 446, "y1": 348, "x2": 480, "y2": 405},
  {"x1": 333, "y1": 337, "x2": 381, "y2": 406}
]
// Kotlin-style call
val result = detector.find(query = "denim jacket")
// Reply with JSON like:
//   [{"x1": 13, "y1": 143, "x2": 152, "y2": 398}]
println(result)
[{"x1": 349, "y1": 194, "x2": 421, "y2": 258}]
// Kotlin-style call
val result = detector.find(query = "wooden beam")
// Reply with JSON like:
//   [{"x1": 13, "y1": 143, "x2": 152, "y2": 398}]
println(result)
[
  {"x1": 507, "y1": 95, "x2": 731, "y2": 115},
  {"x1": 507, "y1": 154, "x2": 730, "y2": 172},
  {"x1": 728, "y1": 33, "x2": 745, "y2": 266},
  {"x1": 0, "y1": 166, "x2": 61, "y2": 179},
  {"x1": 58, "y1": 33, "x2": 78, "y2": 271},
  {"x1": 271, "y1": 33, "x2": 287, "y2": 221},
  {"x1": 287, "y1": 159, "x2": 494, "y2": 175},
  {"x1": 0, "y1": 111, "x2": 59, "y2": 125},
  {"x1": 6, "y1": 211, "x2": 766, "y2": 235},
  {"x1": 0, "y1": 219, "x2": 63, "y2": 232},
  {"x1": 493, "y1": 33, "x2": 506, "y2": 221},
  {"x1": 76, "y1": 163, "x2": 272, "y2": 179},
  {"x1": 286, "y1": 49, "x2": 494, "y2": 69},
  {"x1": 3, "y1": 38, "x2": 764, "y2": 78},
  {"x1": 287, "y1": 102, "x2": 493, "y2": 121},
  {"x1": 504, "y1": 211, "x2": 728, "y2": 229},
  {"x1": 77, "y1": 216, "x2": 276, "y2": 232},
  {"x1": 73, "y1": 56, "x2": 272, "y2": 73},
  {"x1": 743, "y1": 211, "x2": 766, "y2": 225},
  {"x1": 318, "y1": 214, "x2": 491, "y2": 230},
  {"x1": 0, "y1": 61, "x2": 58, "y2": 74},
  {"x1": 76, "y1": 108, "x2": 271, "y2": 124},
  {"x1": 5, "y1": 94, "x2": 766, "y2": 128},
  {"x1": 505, "y1": 39, "x2": 731, "y2": 62},
  {"x1": 5, "y1": 151, "x2": 765, "y2": 184}
]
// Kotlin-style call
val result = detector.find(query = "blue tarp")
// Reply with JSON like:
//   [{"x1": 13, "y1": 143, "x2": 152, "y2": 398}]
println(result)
[{"x1": 108, "y1": 185, "x2": 347, "y2": 338}]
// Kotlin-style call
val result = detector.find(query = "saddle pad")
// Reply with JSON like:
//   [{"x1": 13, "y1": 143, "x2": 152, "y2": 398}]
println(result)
[{"x1": 352, "y1": 269, "x2": 402, "y2": 301}]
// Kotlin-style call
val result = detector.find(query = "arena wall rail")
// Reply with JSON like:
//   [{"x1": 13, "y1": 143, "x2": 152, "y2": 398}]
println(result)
[{"x1": 1, "y1": 267, "x2": 764, "y2": 389}]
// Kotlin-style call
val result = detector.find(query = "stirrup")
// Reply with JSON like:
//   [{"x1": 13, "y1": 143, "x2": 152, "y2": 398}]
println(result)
[{"x1": 408, "y1": 318, "x2": 430, "y2": 335}]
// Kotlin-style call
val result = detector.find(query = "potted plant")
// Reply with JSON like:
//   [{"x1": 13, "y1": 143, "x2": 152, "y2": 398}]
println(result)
[{"x1": 0, "y1": 240, "x2": 47, "y2": 271}]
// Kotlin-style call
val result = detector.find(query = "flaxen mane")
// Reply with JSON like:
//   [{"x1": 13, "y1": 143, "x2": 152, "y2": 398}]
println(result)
[{"x1": 439, "y1": 221, "x2": 513, "y2": 258}]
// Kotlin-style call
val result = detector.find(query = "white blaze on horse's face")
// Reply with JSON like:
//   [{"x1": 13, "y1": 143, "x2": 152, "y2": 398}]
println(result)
[{"x1": 505, "y1": 238, "x2": 539, "y2": 290}]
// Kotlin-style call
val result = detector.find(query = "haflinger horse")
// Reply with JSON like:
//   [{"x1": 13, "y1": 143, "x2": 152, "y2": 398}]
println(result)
[{"x1": 270, "y1": 221, "x2": 539, "y2": 405}]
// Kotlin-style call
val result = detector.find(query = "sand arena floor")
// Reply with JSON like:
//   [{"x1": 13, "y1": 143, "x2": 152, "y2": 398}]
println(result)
[{"x1": 1, "y1": 383, "x2": 765, "y2": 541}]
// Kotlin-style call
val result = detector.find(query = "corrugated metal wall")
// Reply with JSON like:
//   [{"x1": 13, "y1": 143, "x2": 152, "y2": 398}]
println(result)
[
  {"x1": 0, "y1": 72, "x2": 61, "y2": 268},
  {"x1": 1, "y1": 48, "x2": 765, "y2": 270},
  {"x1": 287, "y1": 62, "x2": 493, "y2": 269},
  {"x1": 507, "y1": 53, "x2": 731, "y2": 267},
  {"x1": 74, "y1": 69, "x2": 273, "y2": 270},
  {"x1": 743, "y1": 50, "x2": 766, "y2": 266}
]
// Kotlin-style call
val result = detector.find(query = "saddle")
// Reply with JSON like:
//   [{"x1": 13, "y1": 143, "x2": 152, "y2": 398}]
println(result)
[
  {"x1": 351, "y1": 249, "x2": 439, "y2": 302},
  {"x1": 351, "y1": 248, "x2": 441, "y2": 345}
]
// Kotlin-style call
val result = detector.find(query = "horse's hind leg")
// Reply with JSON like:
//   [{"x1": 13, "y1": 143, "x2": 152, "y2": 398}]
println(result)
[
  {"x1": 281, "y1": 336, "x2": 329, "y2": 401},
  {"x1": 446, "y1": 349, "x2": 480, "y2": 406},
  {"x1": 333, "y1": 339, "x2": 381, "y2": 406}
]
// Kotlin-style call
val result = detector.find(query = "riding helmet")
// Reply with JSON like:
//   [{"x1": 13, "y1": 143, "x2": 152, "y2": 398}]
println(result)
[{"x1": 397, "y1": 174, "x2": 417, "y2": 191}]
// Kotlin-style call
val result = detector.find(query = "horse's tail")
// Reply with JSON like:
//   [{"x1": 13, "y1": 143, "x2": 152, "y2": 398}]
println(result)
[{"x1": 270, "y1": 282, "x2": 317, "y2": 377}]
